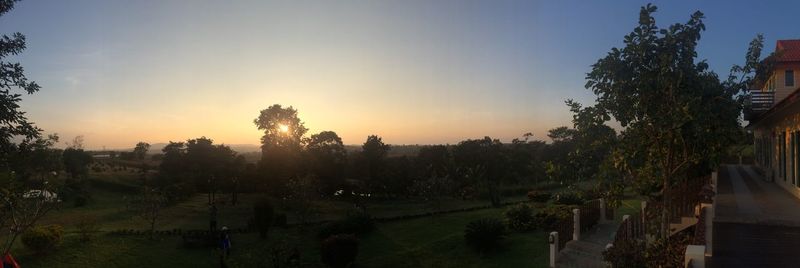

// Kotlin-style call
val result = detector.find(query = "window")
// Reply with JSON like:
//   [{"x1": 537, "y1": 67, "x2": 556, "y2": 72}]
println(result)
[{"x1": 787, "y1": 70, "x2": 795, "y2": 87}]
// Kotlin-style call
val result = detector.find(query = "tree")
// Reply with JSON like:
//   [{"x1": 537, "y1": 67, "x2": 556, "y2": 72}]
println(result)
[
  {"x1": 583, "y1": 3, "x2": 741, "y2": 248},
  {"x1": 305, "y1": 131, "x2": 347, "y2": 195},
  {"x1": 452, "y1": 137, "x2": 509, "y2": 206},
  {"x1": 157, "y1": 137, "x2": 241, "y2": 203},
  {"x1": 0, "y1": 1, "x2": 59, "y2": 254},
  {"x1": 254, "y1": 104, "x2": 308, "y2": 193},
  {"x1": 360, "y1": 135, "x2": 390, "y2": 193},
  {"x1": 133, "y1": 142, "x2": 150, "y2": 160},
  {"x1": 63, "y1": 146, "x2": 92, "y2": 180},
  {"x1": 129, "y1": 186, "x2": 166, "y2": 240}
]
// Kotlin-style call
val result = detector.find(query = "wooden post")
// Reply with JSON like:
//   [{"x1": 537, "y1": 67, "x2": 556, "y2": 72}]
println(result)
[{"x1": 622, "y1": 215, "x2": 630, "y2": 238}]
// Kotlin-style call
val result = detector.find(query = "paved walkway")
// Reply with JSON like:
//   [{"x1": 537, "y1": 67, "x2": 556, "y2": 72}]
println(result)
[
  {"x1": 712, "y1": 165, "x2": 800, "y2": 267},
  {"x1": 554, "y1": 222, "x2": 616, "y2": 268}
]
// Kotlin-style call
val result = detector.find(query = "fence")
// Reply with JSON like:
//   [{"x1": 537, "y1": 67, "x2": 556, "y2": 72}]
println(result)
[{"x1": 580, "y1": 199, "x2": 602, "y2": 232}]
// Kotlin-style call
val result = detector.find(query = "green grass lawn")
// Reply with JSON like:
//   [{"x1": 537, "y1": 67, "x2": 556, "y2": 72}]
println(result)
[{"x1": 11, "y1": 170, "x2": 557, "y2": 267}]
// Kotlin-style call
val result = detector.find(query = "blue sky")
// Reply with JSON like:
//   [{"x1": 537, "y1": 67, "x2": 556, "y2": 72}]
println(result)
[{"x1": 0, "y1": 0, "x2": 796, "y2": 149}]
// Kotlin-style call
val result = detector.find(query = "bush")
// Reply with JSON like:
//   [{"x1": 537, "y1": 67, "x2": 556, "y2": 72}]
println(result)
[
  {"x1": 21, "y1": 225, "x2": 63, "y2": 254},
  {"x1": 464, "y1": 218, "x2": 506, "y2": 252},
  {"x1": 73, "y1": 195, "x2": 89, "y2": 207},
  {"x1": 320, "y1": 234, "x2": 359, "y2": 268},
  {"x1": 527, "y1": 190, "x2": 551, "y2": 203},
  {"x1": 273, "y1": 213, "x2": 287, "y2": 228},
  {"x1": 75, "y1": 216, "x2": 101, "y2": 241},
  {"x1": 603, "y1": 239, "x2": 646, "y2": 268},
  {"x1": 505, "y1": 203, "x2": 535, "y2": 232},
  {"x1": 253, "y1": 198, "x2": 274, "y2": 239},
  {"x1": 553, "y1": 191, "x2": 584, "y2": 205},
  {"x1": 533, "y1": 204, "x2": 576, "y2": 230},
  {"x1": 316, "y1": 211, "x2": 374, "y2": 239}
]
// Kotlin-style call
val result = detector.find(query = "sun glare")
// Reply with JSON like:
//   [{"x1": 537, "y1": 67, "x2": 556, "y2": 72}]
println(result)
[{"x1": 278, "y1": 124, "x2": 289, "y2": 133}]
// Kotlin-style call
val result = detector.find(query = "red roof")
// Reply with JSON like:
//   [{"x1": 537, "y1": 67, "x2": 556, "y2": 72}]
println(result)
[{"x1": 776, "y1": 40, "x2": 800, "y2": 62}]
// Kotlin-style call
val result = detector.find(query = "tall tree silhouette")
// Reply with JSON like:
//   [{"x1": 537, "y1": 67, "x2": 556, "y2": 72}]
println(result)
[{"x1": 253, "y1": 104, "x2": 308, "y2": 193}]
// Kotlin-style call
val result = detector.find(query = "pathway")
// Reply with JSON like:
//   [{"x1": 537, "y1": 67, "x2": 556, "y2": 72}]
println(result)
[
  {"x1": 554, "y1": 222, "x2": 617, "y2": 268},
  {"x1": 711, "y1": 164, "x2": 800, "y2": 267}
]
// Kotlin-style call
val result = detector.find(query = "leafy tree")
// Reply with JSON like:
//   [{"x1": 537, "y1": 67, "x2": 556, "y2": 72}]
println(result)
[
  {"x1": 416, "y1": 145, "x2": 452, "y2": 178},
  {"x1": 254, "y1": 104, "x2": 308, "y2": 192},
  {"x1": 305, "y1": 131, "x2": 347, "y2": 195},
  {"x1": 452, "y1": 137, "x2": 509, "y2": 206},
  {"x1": 360, "y1": 135, "x2": 390, "y2": 193},
  {"x1": 157, "y1": 137, "x2": 242, "y2": 202},
  {"x1": 62, "y1": 147, "x2": 92, "y2": 180},
  {"x1": 133, "y1": 142, "x2": 150, "y2": 160},
  {"x1": 583, "y1": 4, "x2": 741, "y2": 244},
  {"x1": 128, "y1": 186, "x2": 166, "y2": 240}
]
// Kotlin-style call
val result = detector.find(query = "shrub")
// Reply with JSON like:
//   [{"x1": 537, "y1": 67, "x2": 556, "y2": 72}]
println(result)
[
  {"x1": 320, "y1": 234, "x2": 359, "y2": 268},
  {"x1": 603, "y1": 239, "x2": 646, "y2": 268},
  {"x1": 527, "y1": 190, "x2": 551, "y2": 203},
  {"x1": 316, "y1": 211, "x2": 374, "y2": 239},
  {"x1": 73, "y1": 195, "x2": 89, "y2": 207},
  {"x1": 553, "y1": 191, "x2": 584, "y2": 205},
  {"x1": 464, "y1": 218, "x2": 506, "y2": 252},
  {"x1": 253, "y1": 198, "x2": 274, "y2": 239},
  {"x1": 75, "y1": 216, "x2": 101, "y2": 241},
  {"x1": 533, "y1": 204, "x2": 576, "y2": 230},
  {"x1": 273, "y1": 213, "x2": 288, "y2": 228},
  {"x1": 505, "y1": 203, "x2": 535, "y2": 232},
  {"x1": 21, "y1": 225, "x2": 63, "y2": 254}
]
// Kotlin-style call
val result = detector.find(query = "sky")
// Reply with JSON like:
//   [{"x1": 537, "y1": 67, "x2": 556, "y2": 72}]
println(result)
[{"x1": 0, "y1": 0, "x2": 798, "y2": 149}]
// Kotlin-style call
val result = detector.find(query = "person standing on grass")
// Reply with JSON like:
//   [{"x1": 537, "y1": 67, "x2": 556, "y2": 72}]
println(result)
[
  {"x1": 220, "y1": 226, "x2": 232, "y2": 257},
  {"x1": 209, "y1": 203, "x2": 218, "y2": 231}
]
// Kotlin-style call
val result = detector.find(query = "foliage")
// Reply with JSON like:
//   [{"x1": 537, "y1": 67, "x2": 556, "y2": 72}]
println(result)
[
  {"x1": 21, "y1": 224, "x2": 63, "y2": 254},
  {"x1": 552, "y1": 191, "x2": 585, "y2": 205},
  {"x1": 75, "y1": 215, "x2": 101, "y2": 242},
  {"x1": 452, "y1": 137, "x2": 509, "y2": 207},
  {"x1": 526, "y1": 190, "x2": 551, "y2": 203},
  {"x1": 582, "y1": 4, "x2": 742, "y2": 240},
  {"x1": 283, "y1": 175, "x2": 320, "y2": 225},
  {"x1": 273, "y1": 212, "x2": 287, "y2": 228},
  {"x1": 133, "y1": 142, "x2": 150, "y2": 160},
  {"x1": 63, "y1": 147, "x2": 92, "y2": 180},
  {"x1": 504, "y1": 203, "x2": 535, "y2": 232},
  {"x1": 360, "y1": 135, "x2": 391, "y2": 193},
  {"x1": 128, "y1": 187, "x2": 167, "y2": 240},
  {"x1": 409, "y1": 175, "x2": 456, "y2": 212},
  {"x1": 320, "y1": 234, "x2": 359, "y2": 268},
  {"x1": 532, "y1": 205, "x2": 576, "y2": 230},
  {"x1": 255, "y1": 104, "x2": 308, "y2": 193},
  {"x1": 253, "y1": 198, "x2": 274, "y2": 239},
  {"x1": 305, "y1": 131, "x2": 347, "y2": 195},
  {"x1": 0, "y1": 0, "x2": 42, "y2": 155},
  {"x1": 157, "y1": 137, "x2": 243, "y2": 199},
  {"x1": 316, "y1": 211, "x2": 374, "y2": 240},
  {"x1": 603, "y1": 238, "x2": 646, "y2": 268},
  {"x1": 464, "y1": 218, "x2": 506, "y2": 253}
]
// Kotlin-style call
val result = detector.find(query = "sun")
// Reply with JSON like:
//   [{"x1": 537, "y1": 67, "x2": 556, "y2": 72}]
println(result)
[{"x1": 278, "y1": 124, "x2": 289, "y2": 133}]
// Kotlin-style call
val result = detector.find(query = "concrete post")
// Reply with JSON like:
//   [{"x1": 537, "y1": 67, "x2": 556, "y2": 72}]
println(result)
[
  {"x1": 704, "y1": 205, "x2": 714, "y2": 256},
  {"x1": 640, "y1": 201, "x2": 647, "y2": 229},
  {"x1": 600, "y1": 198, "x2": 607, "y2": 222},
  {"x1": 685, "y1": 245, "x2": 706, "y2": 268},
  {"x1": 549, "y1": 231, "x2": 558, "y2": 268},
  {"x1": 605, "y1": 243, "x2": 614, "y2": 268},
  {"x1": 573, "y1": 208, "x2": 580, "y2": 241}
]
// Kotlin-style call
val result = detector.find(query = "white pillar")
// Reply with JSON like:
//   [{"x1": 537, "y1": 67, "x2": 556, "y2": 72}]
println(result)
[
  {"x1": 573, "y1": 208, "x2": 580, "y2": 241},
  {"x1": 549, "y1": 231, "x2": 558, "y2": 268},
  {"x1": 600, "y1": 198, "x2": 607, "y2": 222},
  {"x1": 704, "y1": 205, "x2": 714, "y2": 256},
  {"x1": 685, "y1": 245, "x2": 706, "y2": 268},
  {"x1": 640, "y1": 201, "x2": 647, "y2": 227},
  {"x1": 622, "y1": 215, "x2": 630, "y2": 238},
  {"x1": 605, "y1": 243, "x2": 614, "y2": 268}
]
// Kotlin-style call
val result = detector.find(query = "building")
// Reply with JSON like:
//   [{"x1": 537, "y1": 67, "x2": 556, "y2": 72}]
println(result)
[{"x1": 748, "y1": 40, "x2": 800, "y2": 198}]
